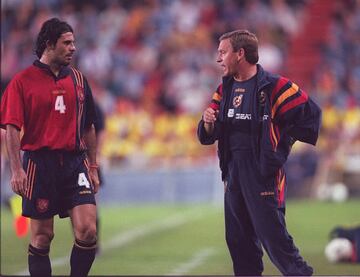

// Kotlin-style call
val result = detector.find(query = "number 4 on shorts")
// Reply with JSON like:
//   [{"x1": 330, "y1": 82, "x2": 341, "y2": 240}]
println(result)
[{"x1": 78, "y1": 173, "x2": 91, "y2": 189}]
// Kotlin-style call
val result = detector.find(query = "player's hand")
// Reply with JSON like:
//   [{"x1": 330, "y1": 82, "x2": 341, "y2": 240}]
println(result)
[
  {"x1": 11, "y1": 168, "x2": 28, "y2": 197},
  {"x1": 89, "y1": 168, "x2": 100, "y2": 194},
  {"x1": 202, "y1": 107, "x2": 217, "y2": 124}
]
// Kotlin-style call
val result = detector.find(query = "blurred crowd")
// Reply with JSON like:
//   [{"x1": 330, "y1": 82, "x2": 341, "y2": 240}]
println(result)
[
  {"x1": 309, "y1": 0, "x2": 360, "y2": 196},
  {"x1": 1, "y1": 0, "x2": 359, "y2": 193}
]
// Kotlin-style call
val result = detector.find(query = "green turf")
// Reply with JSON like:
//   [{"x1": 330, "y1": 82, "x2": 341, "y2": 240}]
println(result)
[{"x1": 1, "y1": 200, "x2": 360, "y2": 275}]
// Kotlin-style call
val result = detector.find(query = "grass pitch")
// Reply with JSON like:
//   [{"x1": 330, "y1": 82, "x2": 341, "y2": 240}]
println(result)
[{"x1": 1, "y1": 200, "x2": 360, "y2": 276}]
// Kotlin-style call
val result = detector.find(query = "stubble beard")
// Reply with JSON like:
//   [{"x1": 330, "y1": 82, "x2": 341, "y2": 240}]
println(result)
[{"x1": 55, "y1": 56, "x2": 71, "y2": 67}]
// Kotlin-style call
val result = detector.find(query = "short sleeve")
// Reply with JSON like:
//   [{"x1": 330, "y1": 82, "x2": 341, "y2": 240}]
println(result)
[{"x1": 0, "y1": 76, "x2": 24, "y2": 130}]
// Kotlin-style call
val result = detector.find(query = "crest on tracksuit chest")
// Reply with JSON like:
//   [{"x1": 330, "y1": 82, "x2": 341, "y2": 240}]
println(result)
[{"x1": 233, "y1": 95, "x2": 243, "y2": 108}]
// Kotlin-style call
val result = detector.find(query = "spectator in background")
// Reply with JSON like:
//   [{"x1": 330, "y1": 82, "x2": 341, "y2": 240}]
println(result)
[
  {"x1": 1, "y1": 0, "x2": 297, "y2": 116},
  {"x1": 3, "y1": 0, "x2": 358, "y2": 171}
]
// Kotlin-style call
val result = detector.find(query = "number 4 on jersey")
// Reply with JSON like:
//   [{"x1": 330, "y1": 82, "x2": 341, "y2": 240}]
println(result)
[
  {"x1": 78, "y1": 173, "x2": 91, "y2": 189},
  {"x1": 55, "y1": 95, "x2": 66, "y2": 114}
]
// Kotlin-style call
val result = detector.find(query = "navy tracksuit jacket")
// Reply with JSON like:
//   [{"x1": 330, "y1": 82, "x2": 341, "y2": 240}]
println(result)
[{"x1": 198, "y1": 65, "x2": 321, "y2": 276}]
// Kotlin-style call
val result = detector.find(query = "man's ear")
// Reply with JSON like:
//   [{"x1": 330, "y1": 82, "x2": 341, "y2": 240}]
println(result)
[
  {"x1": 46, "y1": 40, "x2": 56, "y2": 50},
  {"x1": 237, "y1": 48, "x2": 244, "y2": 62}
]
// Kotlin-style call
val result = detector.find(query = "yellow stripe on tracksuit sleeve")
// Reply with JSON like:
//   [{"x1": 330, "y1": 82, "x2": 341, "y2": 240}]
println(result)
[
  {"x1": 212, "y1": 92, "x2": 221, "y2": 101},
  {"x1": 271, "y1": 83, "x2": 299, "y2": 118}
]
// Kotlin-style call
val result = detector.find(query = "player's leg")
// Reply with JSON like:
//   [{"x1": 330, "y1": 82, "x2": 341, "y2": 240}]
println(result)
[
  {"x1": 95, "y1": 168, "x2": 103, "y2": 254},
  {"x1": 95, "y1": 195, "x2": 101, "y2": 255},
  {"x1": 22, "y1": 151, "x2": 57, "y2": 277},
  {"x1": 239, "y1": 158, "x2": 313, "y2": 276},
  {"x1": 69, "y1": 204, "x2": 97, "y2": 277},
  {"x1": 61, "y1": 153, "x2": 97, "y2": 277},
  {"x1": 28, "y1": 218, "x2": 54, "y2": 277},
  {"x1": 224, "y1": 156, "x2": 264, "y2": 276}
]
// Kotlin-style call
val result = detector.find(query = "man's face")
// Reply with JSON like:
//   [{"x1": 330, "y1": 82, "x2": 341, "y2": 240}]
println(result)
[
  {"x1": 217, "y1": 38, "x2": 240, "y2": 77},
  {"x1": 50, "y1": 32, "x2": 76, "y2": 66}
]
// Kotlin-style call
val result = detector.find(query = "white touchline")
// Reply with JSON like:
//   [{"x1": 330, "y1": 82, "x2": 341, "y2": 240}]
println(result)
[
  {"x1": 14, "y1": 210, "x2": 204, "y2": 275},
  {"x1": 167, "y1": 248, "x2": 215, "y2": 275}
]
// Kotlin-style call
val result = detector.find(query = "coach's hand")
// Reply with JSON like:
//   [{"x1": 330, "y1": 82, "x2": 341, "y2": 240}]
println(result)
[
  {"x1": 11, "y1": 168, "x2": 28, "y2": 197},
  {"x1": 202, "y1": 107, "x2": 218, "y2": 135},
  {"x1": 89, "y1": 167, "x2": 100, "y2": 193},
  {"x1": 202, "y1": 107, "x2": 217, "y2": 124}
]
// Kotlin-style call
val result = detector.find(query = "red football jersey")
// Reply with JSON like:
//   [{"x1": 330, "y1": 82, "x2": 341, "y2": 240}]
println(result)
[{"x1": 0, "y1": 61, "x2": 97, "y2": 151}]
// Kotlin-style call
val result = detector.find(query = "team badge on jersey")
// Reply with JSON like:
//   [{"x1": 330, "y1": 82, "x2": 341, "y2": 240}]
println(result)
[
  {"x1": 233, "y1": 95, "x2": 243, "y2": 108},
  {"x1": 36, "y1": 198, "x2": 49, "y2": 213}
]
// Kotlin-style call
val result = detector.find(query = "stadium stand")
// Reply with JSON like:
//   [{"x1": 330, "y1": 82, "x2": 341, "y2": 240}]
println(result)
[{"x1": 1, "y1": 0, "x2": 359, "y2": 196}]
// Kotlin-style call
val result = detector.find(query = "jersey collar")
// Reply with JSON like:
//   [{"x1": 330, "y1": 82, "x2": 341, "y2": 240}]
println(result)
[{"x1": 33, "y1": 60, "x2": 71, "y2": 80}]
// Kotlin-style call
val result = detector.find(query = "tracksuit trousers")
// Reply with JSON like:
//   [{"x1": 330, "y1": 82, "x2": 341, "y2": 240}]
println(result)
[{"x1": 224, "y1": 150, "x2": 313, "y2": 276}]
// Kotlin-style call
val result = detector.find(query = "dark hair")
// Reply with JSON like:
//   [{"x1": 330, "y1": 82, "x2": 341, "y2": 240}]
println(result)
[
  {"x1": 35, "y1": 18, "x2": 74, "y2": 58},
  {"x1": 219, "y1": 30, "x2": 259, "y2": 64}
]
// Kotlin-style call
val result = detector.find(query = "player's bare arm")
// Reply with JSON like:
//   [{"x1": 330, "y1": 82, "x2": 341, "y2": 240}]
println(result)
[
  {"x1": 202, "y1": 107, "x2": 217, "y2": 135},
  {"x1": 5, "y1": 124, "x2": 28, "y2": 196},
  {"x1": 83, "y1": 124, "x2": 100, "y2": 193}
]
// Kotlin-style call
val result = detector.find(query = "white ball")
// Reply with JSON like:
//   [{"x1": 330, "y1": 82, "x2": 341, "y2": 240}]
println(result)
[
  {"x1": 331, "y1": 182, "x2": 349, "y2": 203},
  {"x1": 324, "y1": 238, "x2": 352, "y2": 263}
]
